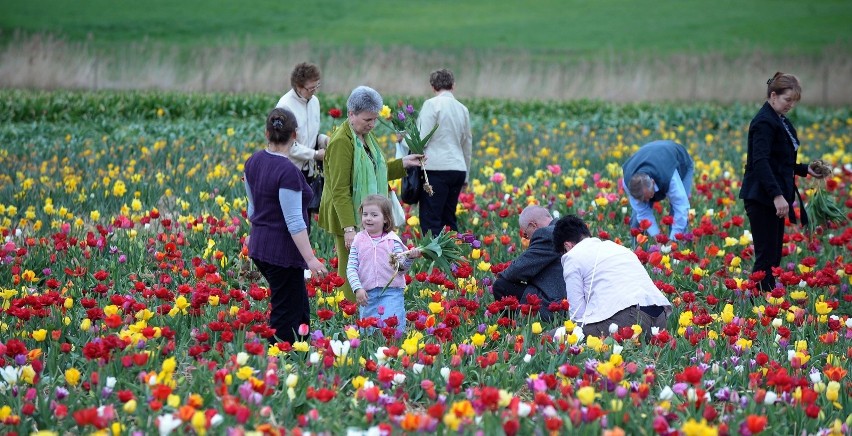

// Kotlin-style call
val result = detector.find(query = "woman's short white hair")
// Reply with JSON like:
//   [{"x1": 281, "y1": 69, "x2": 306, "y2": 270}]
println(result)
[{"x1": 347, "y1": 86, "x2": 383, "y2": 114}]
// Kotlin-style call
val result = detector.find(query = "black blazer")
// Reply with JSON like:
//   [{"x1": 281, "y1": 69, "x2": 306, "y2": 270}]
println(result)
[
  {"x1": 499, "y1": 223, "x2": 566, "y2": 315},
  {"x1": 739, "y1": 102, "x2": 809, "y2": 208}
]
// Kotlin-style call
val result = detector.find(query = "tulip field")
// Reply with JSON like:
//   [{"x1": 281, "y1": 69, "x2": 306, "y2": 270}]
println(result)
[{"x1": 1, "y1": 90, "x2": 851, "y2": 435}]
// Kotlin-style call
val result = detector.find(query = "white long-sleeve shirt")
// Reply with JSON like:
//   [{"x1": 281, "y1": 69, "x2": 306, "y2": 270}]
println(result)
[
  {"x1": 275, "y1": 89, "x2": 329, "y2": 177},
  {"x1": 561, "y1": 237, "x2": 671, "y2": 325},
  {"x1": 416, "y1": 91, "x2": 472, "y2": 177}
]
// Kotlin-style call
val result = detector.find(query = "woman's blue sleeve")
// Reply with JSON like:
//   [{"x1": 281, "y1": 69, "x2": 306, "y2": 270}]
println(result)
[{"x1": 279, "y1": 188, "x2": 307, "y2": 234}]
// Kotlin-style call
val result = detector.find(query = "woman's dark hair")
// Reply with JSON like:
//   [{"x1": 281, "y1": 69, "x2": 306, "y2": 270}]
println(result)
[
  {"x1": 429, "y1": 68, "x2": 455, "y2": 91},
  {"x1": 290, "y1": 62, "x2": 321, "y2": 89},
  {"x1": 266, "y1": 107, "x2": 298, "y2": 145},
  {"x1": 766, "y1": 71, "x2": 801, "y2": 101},
  {"x1": 552, "y1": 215, "x2": 591, "y2": 253}
]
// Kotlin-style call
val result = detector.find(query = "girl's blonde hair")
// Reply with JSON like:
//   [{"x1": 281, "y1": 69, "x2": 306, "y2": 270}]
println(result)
[{"x1": 359, "y1": 194, "x2": 394, "y2": 233}]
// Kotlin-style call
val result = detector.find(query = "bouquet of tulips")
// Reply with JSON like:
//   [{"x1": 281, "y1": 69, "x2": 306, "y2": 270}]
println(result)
[
  {"x1": 411, "y1": 229, "x2": 467, "y2": 279},
  {"x1": 382, "y1": 102, "x2": 438, "y2": 196},
  {"x1": 806, "y1": 161, "x2": 844, "y2": 229},
  {"x1": 381, "y1": 229, "x2": 467, "y2": 293}
]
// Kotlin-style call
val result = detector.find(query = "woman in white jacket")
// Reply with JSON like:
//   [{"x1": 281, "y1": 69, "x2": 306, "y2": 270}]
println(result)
[{"x1": 276, "y1": 62, "x2": 330, "y2": 231}]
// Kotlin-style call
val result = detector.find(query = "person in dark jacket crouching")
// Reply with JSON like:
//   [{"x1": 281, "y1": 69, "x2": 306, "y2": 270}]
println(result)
[{"x1": 492, "y1": 206, "x2": 566, "y2": 321}]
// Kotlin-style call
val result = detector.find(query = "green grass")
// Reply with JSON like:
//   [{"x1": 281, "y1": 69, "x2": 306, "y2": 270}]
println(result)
[{"x1": 1, "y1": 0, "x2": 850, "y2": 56}]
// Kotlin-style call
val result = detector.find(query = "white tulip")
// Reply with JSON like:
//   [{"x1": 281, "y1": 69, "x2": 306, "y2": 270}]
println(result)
[
  {"x1": 0, "y1": 366, "x2": 19, "y2": 385},
  {"x1": 158, "y1": 414, "x2": 182, "y2": 436},
  {"x1": 518, "y1": 402, "x2": 532, "y2": 417}
]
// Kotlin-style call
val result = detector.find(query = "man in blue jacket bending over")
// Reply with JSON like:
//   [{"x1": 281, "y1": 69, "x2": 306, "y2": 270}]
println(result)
[{"x1": 622, "y1": 140, "x2": 694, "y2": 242}]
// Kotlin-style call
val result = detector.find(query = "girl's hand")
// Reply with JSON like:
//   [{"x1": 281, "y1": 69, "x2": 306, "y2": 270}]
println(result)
[
  {"x1": 356, "y1": 289, "x2": 368, "y2": 306},
  {"x1": 406, "y1": 248, "x2": 422, "y2": 259},
  {"x1": 773, "y1": 195, "x2": 789, "y2": 219},
  {"x1": 307, "y1": 258, "x2": 328, "y2": 278}
]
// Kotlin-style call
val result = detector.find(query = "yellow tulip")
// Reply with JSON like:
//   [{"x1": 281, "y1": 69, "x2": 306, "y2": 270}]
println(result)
[
  {"x1": 65, "y1": 368, "x2": 81, "y2": 386},
  {"x1": 31, "y1": 329, "x2": 47, "y2": 342},
  {"x1": 576, "y1": 386, "x2": 596, "y2": 406},
  {"x1": 471, "y1": 333, "x2": 486, "y2": 347},
  {"x1": 531, "y1": 322, "x2": 542, "y2": 335}
]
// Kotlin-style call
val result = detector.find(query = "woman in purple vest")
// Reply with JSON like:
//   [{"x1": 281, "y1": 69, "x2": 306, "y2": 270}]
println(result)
[{"x1": 244, "y1": 108, "x2": 329, "y2": 344}]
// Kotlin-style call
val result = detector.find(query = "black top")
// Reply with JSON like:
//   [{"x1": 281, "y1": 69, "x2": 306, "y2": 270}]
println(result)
[{"x1": 739, "y1": 102, "x2": 809, "y2": 208}]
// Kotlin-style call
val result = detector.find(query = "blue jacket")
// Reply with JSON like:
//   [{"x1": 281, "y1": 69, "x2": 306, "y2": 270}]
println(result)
[{"x1": 622, "y1": 140, "x2": 692, "y2": 204}]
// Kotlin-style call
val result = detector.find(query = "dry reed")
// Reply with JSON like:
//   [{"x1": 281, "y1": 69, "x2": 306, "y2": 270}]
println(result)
[{"x1": 2, "y1": 33, "x2": 850, "y2": 105}]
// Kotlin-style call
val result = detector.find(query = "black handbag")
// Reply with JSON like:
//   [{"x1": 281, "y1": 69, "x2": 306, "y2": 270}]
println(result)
[
  {"x1": 307, "y1": 170, "x2": 324, "y2": 213},
  {"x1": 400, "y1": 166, "x2": 422, "y2": 204}
]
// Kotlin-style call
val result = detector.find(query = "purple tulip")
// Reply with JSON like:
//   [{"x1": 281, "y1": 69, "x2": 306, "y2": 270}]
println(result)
[
  {"x1": 714, "y1": 387, "x2": 731, "y2": 401},
  {"x1": 55, "y1": 387, "x2": 69, "y2": 400}
]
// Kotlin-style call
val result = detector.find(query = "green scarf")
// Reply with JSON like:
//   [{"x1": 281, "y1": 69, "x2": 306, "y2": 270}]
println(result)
[{"x1": 350, "y1": 121, "x2": 388, "y2": 225}]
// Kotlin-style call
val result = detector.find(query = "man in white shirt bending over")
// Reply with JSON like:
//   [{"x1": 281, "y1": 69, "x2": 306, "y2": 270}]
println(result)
[{"x1": 552, "y1": 215, "x2": 672, "y2": 341}]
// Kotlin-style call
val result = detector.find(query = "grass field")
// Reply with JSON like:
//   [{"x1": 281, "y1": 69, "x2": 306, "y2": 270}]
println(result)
[
  {"x1": 1, "y1": 0, "x2": 852, "y2": 102},
  {"x1": 1, "y1": 0, "x2": 851, "y2": 55}
]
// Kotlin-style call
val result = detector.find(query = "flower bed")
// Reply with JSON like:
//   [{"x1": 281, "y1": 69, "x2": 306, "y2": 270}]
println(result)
[{"x1": 0, "y1": 91, "x2": 850, "y2": 434}]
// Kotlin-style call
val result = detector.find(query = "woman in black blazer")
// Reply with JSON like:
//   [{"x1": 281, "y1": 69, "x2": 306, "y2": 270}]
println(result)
[{"x1": 739, "y1": 72, "x2": 827, "y2": 292}]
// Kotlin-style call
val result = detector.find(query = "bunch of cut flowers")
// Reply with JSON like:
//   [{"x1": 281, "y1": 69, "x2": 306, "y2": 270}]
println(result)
[
  {"x1": 382, "y1": 229, "x2": 468, "y2": 293},
  {"x1": 381, "y1": 102, "x2": 438, "y2": 196},
  {"x1": 805, "y1": 160, "x2": 844, "y2": 229},
  {"x1": 410, "y1": 229, "x2": 468, "y2": 279}
]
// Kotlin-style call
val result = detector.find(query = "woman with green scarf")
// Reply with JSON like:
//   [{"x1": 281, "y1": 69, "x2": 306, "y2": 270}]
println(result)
[{"x1": 318, "y1": 86, "x2": 424, "y2": 302}]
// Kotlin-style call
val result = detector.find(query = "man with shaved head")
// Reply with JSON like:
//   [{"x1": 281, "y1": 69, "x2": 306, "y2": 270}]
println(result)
[{"x1": 492, "y1": 205, "x2": 566, "y2": 321}]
